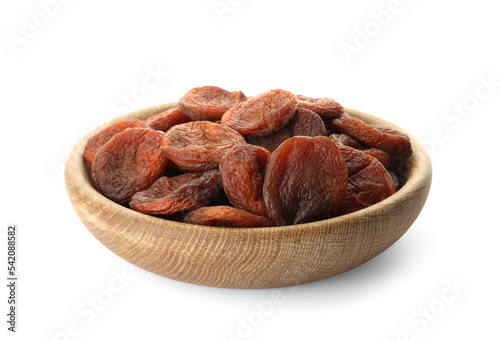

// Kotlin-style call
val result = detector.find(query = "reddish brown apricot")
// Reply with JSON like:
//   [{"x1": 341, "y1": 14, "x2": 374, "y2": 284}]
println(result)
[
  {"x1": 388, "y1": 171, "x2": 400, "y2": 190},
  {"x1": 363, "y1": 148, "x2": 391, "y2": 168},
  {"x1": 329, "y1": 133, "x2": 363, "y2": 149},
  {"x1": 246, "y1": 126, "x2": 291, "y2": 153},
  {"x1": 219, "y1": 144, "x2": 271, "y2": 217},
  {"x1": 371, "y1": 124, "x2": 410, "y2": 139},
  {"x1": 290, "y1": 108, "x2": 327, "y2": 137},
  {"x1": 84, "y1": 120, "x2": 148, "y2": 165},
  {"x1": 91, "y1": 128, "x2": 168, "y2": 205},
  {"x1": 145, "y1": 108, "x2": 191, "y2": 132},
  {"x1": 221, "y1": 89, "x2": 298, "y2": 137},
  {"x1": 297, "y1": 95, "x2": 343, "y2": 119},
  {"x1": 329, "y1": 115, "x2": 413, "y2": 157},
  {"x1": 246, "y1": 108, "x2": 326, "y2": 152},
  {"x1": 263, "y1": 136, "x2": 348, "y2": 225},
  {"x1": 184, "y1": 206, "x2": 273, "y2": 228},
  {"x1": 163, "y1": 121, "x2": 246, "y2": 171},
  {"x1": 330, "y1": 141, "x2": 395, "y2": 215},
  {"x1": 129, "y1": 170, "x2": 222, "y2": 215},
  {"x1": 178, "y1": 86, "x2": 246, "y2": 121}
]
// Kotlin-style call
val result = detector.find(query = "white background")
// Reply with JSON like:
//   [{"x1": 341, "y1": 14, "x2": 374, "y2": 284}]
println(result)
[{"x1": 1, "y1": 0, "x2": 499, "y2": 339}]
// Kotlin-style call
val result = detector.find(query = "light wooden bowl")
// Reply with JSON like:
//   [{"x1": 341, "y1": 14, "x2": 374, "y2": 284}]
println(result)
[{"x1": 65, "y1": 103, "x2": 432, "y2": 289}]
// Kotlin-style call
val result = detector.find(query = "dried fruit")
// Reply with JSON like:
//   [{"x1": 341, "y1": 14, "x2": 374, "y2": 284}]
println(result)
[
  {"x1": 163, "y1": 121, "x2": 246, "y2": 171},
  {"x1": 221, "y1": 89, "x2": 298, "y2": 137},
  {"x1": 329, "y1": 115, "x2": 413, "y2": 157},
  {"x1": 297, "y1": 95, "x2": 343, "y2": 119},
  {"x1": 330, "y1": 132, "x2": 392, "y2": 168},
  {"x1": 91, "y1": 128, "x2": 168, "y2": 204},
  {"x1": 246, "y1": 126, "x2": 292, "y2": 153},
  {"x1": 184, "y1": 206, "x2": 272, "y2": 228},
  {"x1": 130, "y1": 170, "x2": 222, "y2": 215},
  {"x1": 84, "y1": 120, "x2": 148, "y2": 165},
  {"x1": 331, "y1": 141, "x2": 395, "y2": 215},
  {"x1": 363, "y1": 148, "x2": 391, "y2": 168},
  {"x1": 178, "y1": 86, "x2": 246, "y2": 121},
  {"x1": 85, "y1": 86, "x2": 411, "y2": 225},
  {"x1": 290, "y1": 108, "x2": 327, "y2": 137},
  {"x1": 219, "y1": 144, "x2": 271, "y2": 217},
  {"x1": 145, "y1": 108, "x2": 191, "y2": 132},
  {"x1": 232, "y1": 91, "x2": 247, "y2": 102},
  {"x1": 388, "y1": 170, "x2": 400, "y2": 190},
  {"x1": 263, "y1": 136, "x2": 348, "y2": 225},
  {"x1": 329, "y1": 133, "x2": 363, "y2": 149}
]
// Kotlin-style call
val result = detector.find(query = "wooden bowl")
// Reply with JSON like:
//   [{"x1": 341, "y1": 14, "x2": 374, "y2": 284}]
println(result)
[{"x1": 65, "y1": 103, "x2": 432, "y2": 289}]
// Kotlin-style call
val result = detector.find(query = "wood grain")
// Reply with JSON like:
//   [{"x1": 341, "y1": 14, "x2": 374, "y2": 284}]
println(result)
[{"x1": 65, "y1": 103, "x2": 432, "y2": 289}]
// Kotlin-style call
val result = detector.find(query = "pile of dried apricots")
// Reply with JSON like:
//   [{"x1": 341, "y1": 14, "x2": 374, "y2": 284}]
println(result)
[{"x1": 84, "y1": 86, "x2": 412, "y2": 227}]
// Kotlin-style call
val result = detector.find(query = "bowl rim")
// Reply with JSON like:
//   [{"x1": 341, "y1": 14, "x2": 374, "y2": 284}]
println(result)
[{"x1": 65, "y1": 103, "x2": 432, "y2": 234}]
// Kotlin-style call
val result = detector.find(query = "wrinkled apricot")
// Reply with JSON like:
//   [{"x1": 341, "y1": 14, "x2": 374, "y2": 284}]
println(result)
[
  {"x1": 221, "y1": 89, "x2": 298, "y2": 137},
  {"x1": 263, "y1": 136, "x2": 348, "y2": 225},
  {"x1": 329, "y1": 115, "x2": 413, "y2": 157},
  {"x1": 145, "y1": 108, "x2": 191, "y2": 132},
  {"x1": 130, "y1": 170, "x2": 222, "y2": 215},
  {"x1": 246, "y1": 108, "x2": 326, "y2": 152},
  {"x1": 178, "y1": 86, "x2": 246, "y2": 121},
  {"x1": 329, "y1": 133, "x2": 363, "y2": 149},
  {"x1": 246, "y1": 126, "x2": 292, "y2": 153},
  {"x1": 363, "y1": 148, "x2": 391, "y2": 168},
  {"x1": 297, "y1": 95, "x2": 343, "y2": 119},
  {"x1": 84, "y1": 120, "x2": 148, "y2": 165},
  {"x1": 219, "y1": 144, "x2": 270, "y2": 217},
  {"x1": 290, "y1": 108, "x2": 327, "y2": 137},
  {"x1": 184, "y1": 206, "x2": 272, "y2": 228},
  {"x1": 163, "y1": 121, "x2": 246, "y2": 171},
  {"x1": 330, "y1": 141, "x2": 395, "y2": 215},
  {"x1": 91, "y1": 128, "x2": 168, "y2": 204}
]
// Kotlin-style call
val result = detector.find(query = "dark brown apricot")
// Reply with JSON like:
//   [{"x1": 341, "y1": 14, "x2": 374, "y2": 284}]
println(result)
[
  {"x1": 219, "y1": 144, "x2": 271, "y2": 217},
  {"x1": 263, "y1": 136, "x2": 348, "y2": 225}
]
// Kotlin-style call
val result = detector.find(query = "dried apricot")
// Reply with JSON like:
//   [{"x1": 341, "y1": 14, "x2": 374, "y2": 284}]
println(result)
[
  {"x1": 363, "y1": 148, "x2": 391, "y2": 168},
  {"x1": 246, "y1": 108, "x2": 326, "y2": 152},
  {"x1": 329, "y1": 133, "x2": 363, "y2": 149},
  {"x1": 178, "y1": 86, "x2": 246, "y2": 121},
  {"x1": 263, "y1": 136, "x2": 348, "y2": 225},
  {"x1": 388, "y1": 170, "x2": 400, "y2": 190},
  {"x1": 329, "y1": 115, "x2": 413, "y2": 157},
  {"x1": 145, "y1": 108, "x2": 191, "y2": 132},
  {"x1": 330, "y1": 132, "x2": 392, "y2": 168},
  {"x1": 290, "y1": 108, "x2": 327, "y2": 137},
  {"x1": 297, "y1": 95, "x2": 343, "y2": 119},
  {"x1": 184, "y1": 206, "x2": 272, "y2": 228},
  {"x1": 130, "y1": 170, "x2": 222, "y2": 215},
  {"x1": 84, "y1": 119, "x2": 148, "y2": 165},
  {"x1": 221, "y1": 89, "x2": 298, "y2": 137},
  {"x1": 219, "y1": 144, "x2": 270, "y2": 217},
  {"x1": 91, "y1": 128, "x2": 168, "y2": 204},
  {"x1": 330, "y1": 141, "x2": 395, "y2": 215},
  {"x1": 232, "y1": 91, "x2": 247, "y2": 102},
  {"x1": 246, "y1": 126, "x2": 291, "y2": 153},
  {"x1": 163, "y1": 121, "x2": 246, "y2": 171}
]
